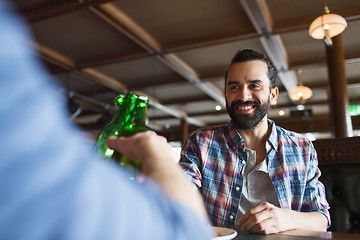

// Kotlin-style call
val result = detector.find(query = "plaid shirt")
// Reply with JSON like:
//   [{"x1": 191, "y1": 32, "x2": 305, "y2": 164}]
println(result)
[{"x1": 180, "y1": 120, "x2": 330, "y2": 227}]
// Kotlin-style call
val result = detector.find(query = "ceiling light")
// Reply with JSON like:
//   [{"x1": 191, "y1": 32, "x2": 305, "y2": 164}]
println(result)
[
  {"x1": 278, "y1": 110, "x2": 285, "y2": 116},
  {"x1": 215, "y1": 105, "x2": 222, "y2": 111},
  {"x1": 309, "y1": 2, "x2": 347, "y2": 46},
  {"x1": 297, "y1": 104, "x2": 305, "y2": 111},
  {"x1": 290, "y1": 85, "x2": 313, "y2": 102}
]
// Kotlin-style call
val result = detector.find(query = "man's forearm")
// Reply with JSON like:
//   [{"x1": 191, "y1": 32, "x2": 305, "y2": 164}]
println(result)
[
  {"x1": 288, "y1": 210, "x2": 328, "y2": 232},
  {"x1": 237, "y1": 202, "x2": 328, "y2": 234},
  {"x1": 147, "y1": 159, "x2": 208, "y2": 221},
  {"x1": 106, "y1": 132, "x2": 209, "y2": 222}
]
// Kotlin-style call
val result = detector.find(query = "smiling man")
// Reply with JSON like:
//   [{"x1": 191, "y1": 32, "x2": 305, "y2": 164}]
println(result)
[{"x1": 180, "y1": 49, "x2": 330, "y2": 234}]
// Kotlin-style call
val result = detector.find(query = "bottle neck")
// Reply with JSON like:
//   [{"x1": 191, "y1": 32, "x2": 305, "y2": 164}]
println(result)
[
  {"x1": 133, "y1": 102, "x2": 148, "y2": 127},
  {"x1": 114, "y1": 94, "x2": 125, "y2": 107},
  {"x1": 107, "y1": 92, "x2": 149, "y2": 133},
  {"x1": 117, "y1": 92, "x2": 137, "y2": 126},
  {"x1": 122, "y1": 97, "x2": 148, "y2": 129},
  {"x1": 103, "y1": 94, "x2": 125, "y2": 127}
]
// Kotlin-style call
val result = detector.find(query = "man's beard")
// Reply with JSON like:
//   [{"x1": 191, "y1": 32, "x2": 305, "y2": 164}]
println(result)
[{"x1": 226, "y1": 97, "x2": 270, "y2": 130}]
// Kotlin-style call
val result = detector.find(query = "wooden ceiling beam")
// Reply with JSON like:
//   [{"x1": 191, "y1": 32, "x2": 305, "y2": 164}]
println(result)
[
  {"x1": 64, "y1": 77, "x2": 190, "y2": 100},
  {"x1": 18, "y1": 0, "x2": 118, "y2": 23},
  {"x1": 163, "y1": 30, "x2": 259, "y2": 53},
  {"x1": 75, "y1": 3, "x2": 360, "y2": 64},
  {"x1": 161, "y1": 95, "x2": 213, "y2": 105},
  {"x1": 18, "y1": 0, "x2": 84, "y2": 23},
  {"x1": 37, "y1": 42, "x2": 205, "y2": 127},
  {"x1": 161, "y1": 6, "x2": 360, "y2": 53},
  {"x1": 76, "y1": 50, "x2": 151, "y2": 69},
  {"x1": 87, "y1": 2, "x2": 226, "y2": 108},
  {"x1": 29, "y1": 1, "x2": 358, "y2": 77},
  {"x1": 37, "y1": 43, "x2": 127, "y2": 91},
  {"x1": 70, "y1": 31, "x2": 257, "y2": 68},
  {"x1": 87, "y1": 3, "x2": 161, "y2": 53},
  {"x1": 19, "y1": 1, "x2": 360, "y2": 56},
  {"x1": 127, "y1": 77, "x2": 188, "y2": 90},
  {"x1": 289, "y1": 55, "x2": 360, "y2": 71}
]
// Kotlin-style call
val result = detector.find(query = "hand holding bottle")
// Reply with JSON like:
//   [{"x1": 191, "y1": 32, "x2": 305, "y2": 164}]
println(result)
[
  {"x1": 95, "y1": 92, "x2": 151, "y2": 177},
  {"x1": 106, "y1": 131, "x2": 209, "y2": 222},
  {"x1": 106, "y1": 131, "x2": 179, "y2": 175}
]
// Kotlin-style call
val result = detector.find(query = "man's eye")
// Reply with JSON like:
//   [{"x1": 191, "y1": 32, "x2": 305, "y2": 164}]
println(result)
[
  {"x1": 250, "y1": 84, "x2": 260, "y2": 89},
  {"x1": 229, "y1": 85, "x2": 238, "y2": 91}
]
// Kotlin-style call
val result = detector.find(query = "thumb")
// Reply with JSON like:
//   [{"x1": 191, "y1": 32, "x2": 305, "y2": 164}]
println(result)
[{"x1": 105, "y1": 136, "x2": 125, "y2": 150}]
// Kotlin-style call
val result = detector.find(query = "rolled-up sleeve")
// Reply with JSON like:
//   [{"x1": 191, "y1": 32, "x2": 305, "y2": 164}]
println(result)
[
  {"x1": 180, "y1": 133, "x2": 203, "y2": 188},
  {"x1": 303, "y1": 145, "x2": 331, "y2": 227}
]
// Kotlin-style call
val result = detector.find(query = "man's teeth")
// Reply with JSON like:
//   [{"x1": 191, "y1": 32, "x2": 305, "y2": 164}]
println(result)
[{"x1": 237, "y1": 105, "x2": 252, "y2": 110}]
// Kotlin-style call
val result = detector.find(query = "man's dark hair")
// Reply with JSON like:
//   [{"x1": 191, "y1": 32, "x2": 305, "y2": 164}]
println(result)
[{"x1": 224, "y1": 49, "x2": 278, "y2": 89}]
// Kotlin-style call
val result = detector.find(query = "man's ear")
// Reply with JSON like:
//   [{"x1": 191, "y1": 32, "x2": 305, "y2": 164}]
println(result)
[{"x1": 270, "y1": 87, "x2": 279, "y2": 105}]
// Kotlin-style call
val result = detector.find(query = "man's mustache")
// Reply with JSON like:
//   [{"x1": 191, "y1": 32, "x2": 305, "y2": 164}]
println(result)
[{"x1": 230, "y1": 100, "x2": 261, "y2": 109}]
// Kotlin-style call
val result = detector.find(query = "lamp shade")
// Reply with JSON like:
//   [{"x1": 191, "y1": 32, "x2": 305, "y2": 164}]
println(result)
[
  {"x1": 290, "y1": 85, "x2": 313, "y2": 102},
  {"x1": 309, "y1": 13, "x2": 347, "y2": 39}
]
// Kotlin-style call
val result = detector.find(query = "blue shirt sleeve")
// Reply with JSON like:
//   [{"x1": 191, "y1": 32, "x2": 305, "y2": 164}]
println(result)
[{"x1": 0, "y1": 2, "x2": 211, "y2": 239}]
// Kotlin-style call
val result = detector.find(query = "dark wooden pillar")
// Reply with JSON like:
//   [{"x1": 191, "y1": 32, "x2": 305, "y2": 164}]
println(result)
[
  {"x1": 181, "y1": 119, "x2": 189, "y2": 145},
  {"x1": 325, "y1": 34, "x2": 353, "y2": 138}
]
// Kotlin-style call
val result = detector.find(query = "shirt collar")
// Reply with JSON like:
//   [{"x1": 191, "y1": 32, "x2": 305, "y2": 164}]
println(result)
[
  {"x1": 226, "y1": 120, "x2": 244, "y2": 151},
  {"x1": 266, "y1": 119, "x2": 278, "y2": 152},
  {"x1": 226, "y1": 119, "x2": 279, "y2": 152}
]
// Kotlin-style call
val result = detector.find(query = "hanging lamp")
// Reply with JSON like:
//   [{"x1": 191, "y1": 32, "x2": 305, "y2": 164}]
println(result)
[{"x1": 309, "y1": 1, "x2": 347, "y2": 46}]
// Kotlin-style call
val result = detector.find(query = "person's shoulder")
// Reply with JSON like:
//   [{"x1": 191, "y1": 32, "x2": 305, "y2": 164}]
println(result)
[
  {"x1": 275, "y1": 124, "x2": 313, "y2": 146},
  {"x1": 187, "y1": 124, "x2": 228, "y2": 139},
  {"x1": 194, "y1": 124, "x2": 227, "y2": 132},
  {"x1": 274, "y1": 125, "x2": 317, "y2": 163}
]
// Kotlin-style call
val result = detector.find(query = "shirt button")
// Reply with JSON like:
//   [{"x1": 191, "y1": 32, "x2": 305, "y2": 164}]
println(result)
[
  {"x1": 229, "y1": 215, "x2": 234, "y2": 220},
  {"x1": 241, "y1": 160, "x2": 246, "y2": 165},
  {"x1": 235, "y1": 186, "x2": 240, "y2": 191}
]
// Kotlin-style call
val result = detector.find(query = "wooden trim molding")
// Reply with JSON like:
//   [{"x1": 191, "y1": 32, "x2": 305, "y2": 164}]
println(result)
[{"x1": 313, "y1": 137, "x2": 360, "y2": 166}]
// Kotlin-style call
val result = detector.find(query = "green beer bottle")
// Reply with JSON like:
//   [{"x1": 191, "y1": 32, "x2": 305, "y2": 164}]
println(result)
[
  {"x1": 114, "y1": 94, "x2": 151, "y2": 175},
  {"x1": 95, "y1": 92, "x2": 151, "y2": 177},
  {"x1": 94, "y1": 93, "x2": 125, "y2": 158}
]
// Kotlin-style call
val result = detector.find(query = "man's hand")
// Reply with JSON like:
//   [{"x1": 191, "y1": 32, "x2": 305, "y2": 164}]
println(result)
[
  {"x1": 236, "y1": 202, "x2": 328, "y2": 234},
  {"x1": 236, "y1": 202, "x2": 291, "y2": 234},
  {"x1": 106, "y1": 131, "x2": 209, "y2": 221},
  {"x1": 106, "y1": 131, "x2": 178, "y2": 175}
]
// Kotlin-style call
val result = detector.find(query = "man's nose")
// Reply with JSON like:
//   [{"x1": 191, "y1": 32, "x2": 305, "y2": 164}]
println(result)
[{"x1": 237, "y1": 86, "x2": 252, "y2": 101}]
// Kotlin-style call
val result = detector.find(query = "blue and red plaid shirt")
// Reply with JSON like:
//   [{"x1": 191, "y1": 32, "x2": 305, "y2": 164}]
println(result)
[{"x1": 180, "y1": 120, "x2": 330, "y2": 227}]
